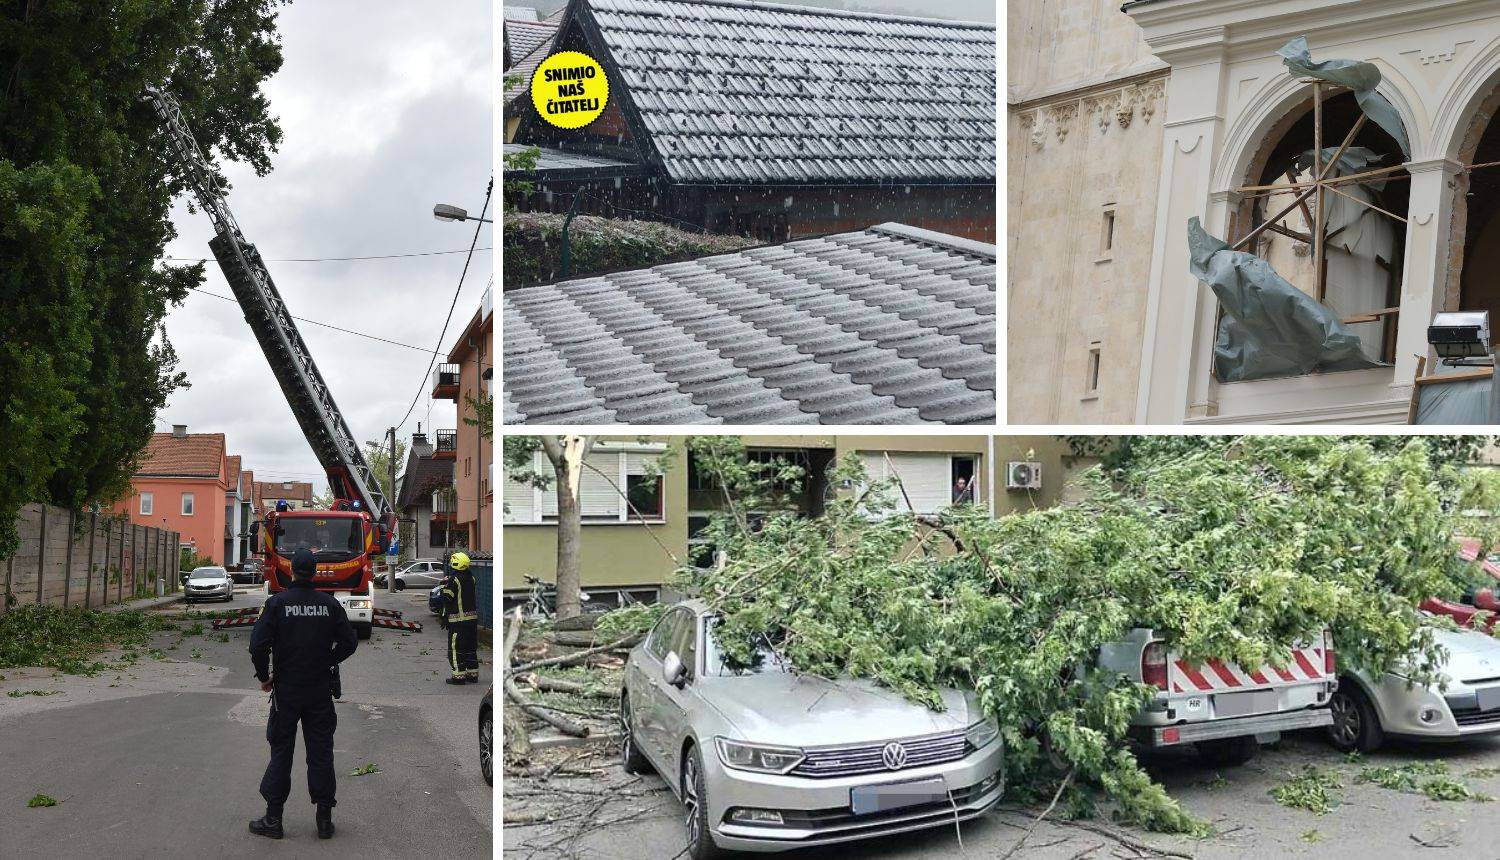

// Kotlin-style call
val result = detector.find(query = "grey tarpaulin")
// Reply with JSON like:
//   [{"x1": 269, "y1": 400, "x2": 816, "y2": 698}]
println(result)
[
  {"x1": 1188, "y1": 217, "x2": 1383, "y2": 382},
  {"x1": 1278, "y1": 36, "x2": 1410, "y2": 158},
  {"x1": 1413, "y1": 366, "x2": 1492, "y2": 425},
  {"x1": 1293, "y1": 146, "x2": 1385, "y2": 188}
]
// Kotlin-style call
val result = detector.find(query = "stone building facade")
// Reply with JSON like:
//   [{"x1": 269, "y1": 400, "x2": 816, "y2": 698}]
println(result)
[{"x1": 1010, "y1": 0, "x2": 1500, "y2": 425}]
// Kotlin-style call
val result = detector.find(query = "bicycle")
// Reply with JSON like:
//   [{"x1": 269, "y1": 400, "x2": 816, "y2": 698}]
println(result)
[{"x1": 521, "y1": 574, "x2": 609, "y2": 618}]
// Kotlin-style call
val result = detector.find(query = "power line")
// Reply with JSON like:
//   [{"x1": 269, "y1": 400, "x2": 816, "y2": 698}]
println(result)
[
  {"x1": 394, "y1": 178, "x2": 494, "y2": 436},
  {"x1": 186, "y1": 285, "x2": 431, "y2": 352},
  {"x1": 164, "y1": 247, "x2": 492, "y2": 264}
]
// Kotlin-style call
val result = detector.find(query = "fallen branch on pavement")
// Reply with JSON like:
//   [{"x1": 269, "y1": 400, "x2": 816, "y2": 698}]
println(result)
[
  {"x1": 504, "y1": 703, "x2": 532, "y2": 763},
  {"x1": 506, "y1": 633, "x2": 643, "y2": 675},
  {"x1": 521, "y1": 673, "x2": 619, "y2": 700},
  {"x1": 502, "y1": 611, "x2": 534, "y2": 763},
  {"x1": 1001, "y1": 769, "x2": 1075, "y2": 860},
  {"x1": 547, "y1": 630, "x2": 605, "y2": 648},
  {"x1": 1003, "y1": 814, "x2": 1192, "y2": 859},
  {"x1": 505, "y1": 674, "x2": 589, "y2": 737},
  {"x1": 502, "y1": 810, "x2": 557, "y2": 826},
  {"x1": 506, "y1": 763, "x2": 607, "y2": 779}
]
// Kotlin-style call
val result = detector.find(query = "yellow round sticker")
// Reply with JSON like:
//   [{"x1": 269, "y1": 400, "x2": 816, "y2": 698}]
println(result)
[{"x1": 530, "y1": 51, "x2": 610, "y2": 130}]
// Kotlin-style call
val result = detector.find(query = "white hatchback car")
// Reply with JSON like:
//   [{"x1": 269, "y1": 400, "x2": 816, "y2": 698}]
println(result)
[
  {"x1": 1328, "y1": 625, "x2": 1500, "y2": 751},
  {"x1": 621, "y1": 601, "x2": 1003, "y2": 857}
]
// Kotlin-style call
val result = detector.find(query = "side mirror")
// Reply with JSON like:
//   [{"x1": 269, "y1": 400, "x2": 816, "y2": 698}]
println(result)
[{"x1": 662, "y1": 651, "x2": 687, "y2": 688}]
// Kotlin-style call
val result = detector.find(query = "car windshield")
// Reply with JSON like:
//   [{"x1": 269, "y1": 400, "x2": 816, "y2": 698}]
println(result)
[
  {"x1": 192, "y1": 568, "x2": 227, "y2": 579},
  {"x1": 275, "y1": 517, "x2": 363, "y2": 562},
  {"x1": 703, "y1": 617, "x2": 792, "y2": 677}
]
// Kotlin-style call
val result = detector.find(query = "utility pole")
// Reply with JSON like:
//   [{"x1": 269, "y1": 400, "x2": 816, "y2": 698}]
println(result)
[{"x1": 387, "y1": 427, "x2": 397, "y2": 594}]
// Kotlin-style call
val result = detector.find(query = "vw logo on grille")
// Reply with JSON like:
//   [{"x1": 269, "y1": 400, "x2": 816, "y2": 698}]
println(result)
[{"x1": 881, "y1": 741, "x2": 908, "y2": 770}]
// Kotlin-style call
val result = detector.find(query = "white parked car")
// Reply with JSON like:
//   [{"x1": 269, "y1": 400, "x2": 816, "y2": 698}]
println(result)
[
  {"x1": 185, "y1": 566, "x2": 235, "y2": 603},
  {"x1": 1328, "y1": 625, "x2": 1500, "y2": 752},
  {"x1": 378, "y1": 558, "x2": 445, "y2": 591}
]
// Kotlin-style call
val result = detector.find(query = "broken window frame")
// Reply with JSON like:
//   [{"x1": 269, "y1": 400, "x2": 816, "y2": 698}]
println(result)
[{"x1": 1223, "y1": 79, "x2": 1411, "y2": 378}]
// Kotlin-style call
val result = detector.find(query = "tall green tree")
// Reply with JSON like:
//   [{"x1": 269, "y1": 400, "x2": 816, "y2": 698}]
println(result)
[
  {"x1": 364, "y1": 437, "x2": 406, "y2": 509},
  {"x1": 692, "y1": 436, "x2": 1500, "y2": 833},
  {"x1": 0, "y1": 0, "x2": 287, "y2": 556}
]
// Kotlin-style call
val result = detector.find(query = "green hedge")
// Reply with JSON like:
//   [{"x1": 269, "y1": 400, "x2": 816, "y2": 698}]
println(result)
[{"x1": 503, "y1": 212, "x2": 755, "y2": 289}]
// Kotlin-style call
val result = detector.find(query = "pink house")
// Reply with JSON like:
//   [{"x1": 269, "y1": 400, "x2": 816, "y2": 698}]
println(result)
[{"x1": 116, "y1": 425, "x2": 229, "y2": 565}]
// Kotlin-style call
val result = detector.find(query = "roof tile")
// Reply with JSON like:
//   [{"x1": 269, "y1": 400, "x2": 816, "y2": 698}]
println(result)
[{"x1": 503, "y1": 223, "x2": 995, "y2": 425}]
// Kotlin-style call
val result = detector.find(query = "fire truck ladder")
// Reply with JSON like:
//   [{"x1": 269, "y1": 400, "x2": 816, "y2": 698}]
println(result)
[
  {"x1": 146, "y1": 85, "x2": 420, "y2": 634},
  {"x1": 142, "y1": 85, "x2": 394, "y2": 528}
]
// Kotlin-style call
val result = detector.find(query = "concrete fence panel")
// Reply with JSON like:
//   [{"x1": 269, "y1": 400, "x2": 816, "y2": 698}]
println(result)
[{"x1": 1, "y1": 504, "x2": 182, "y2": 615}]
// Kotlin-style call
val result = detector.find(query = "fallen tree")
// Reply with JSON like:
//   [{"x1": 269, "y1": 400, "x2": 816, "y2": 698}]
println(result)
[{"x1": 674, "y1": 436, "x2": 1500, "y2": 834}]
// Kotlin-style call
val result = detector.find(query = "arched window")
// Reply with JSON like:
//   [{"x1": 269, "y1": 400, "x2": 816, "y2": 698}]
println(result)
[
  {"x1": 1451, "y1": 86, "x2": 1500, "y2": 318},
  {"x1": 1233, "y1": 90, "x2": 1410, "y2": 369}
]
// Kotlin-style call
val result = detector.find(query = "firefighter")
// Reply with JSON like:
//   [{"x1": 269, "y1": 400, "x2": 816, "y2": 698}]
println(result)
[
  {"x1": 248, "y1": 548, "x2": 359, "y2": 840},
  {"x1": 440, "y1": 551, "x2": 479, "y2": 685}
]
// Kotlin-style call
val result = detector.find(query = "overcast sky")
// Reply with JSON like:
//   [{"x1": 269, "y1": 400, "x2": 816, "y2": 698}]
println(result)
[{"x1": 160, "y1": 0, "x2": 491, "y2": 494}]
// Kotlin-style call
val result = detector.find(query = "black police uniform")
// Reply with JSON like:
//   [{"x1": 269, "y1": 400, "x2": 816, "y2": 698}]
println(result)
[
  {"x1": 248, "y1": 549, "x2": 358, "y2": 838},
  {"x1": 440, "y1": 563, "x2": 479, "y2": 683}
]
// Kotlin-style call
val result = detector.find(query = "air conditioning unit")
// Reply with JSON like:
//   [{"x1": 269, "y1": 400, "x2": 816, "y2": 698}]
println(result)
[{"x1": 1006, "y1": 461, "x2": 1042, "y2": 491}]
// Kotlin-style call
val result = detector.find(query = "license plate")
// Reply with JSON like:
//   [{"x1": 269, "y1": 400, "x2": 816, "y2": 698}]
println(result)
[
  {"x1": 1214, "y1": 689, "x2": 1280, "y2": 718},
  {"x1": 850, "y1": 777, "x2": 948, "y2": 815},
  {"x1": 1478, "y1": 686, "x2": 1500, "y2": 712}
]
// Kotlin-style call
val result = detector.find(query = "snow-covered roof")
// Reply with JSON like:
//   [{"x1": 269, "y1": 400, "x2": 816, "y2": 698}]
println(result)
[
  {"x1": 502, "y1": 223, "x2": 996, "y2": 425},
  {"x1": 541, "y1": 0, "x2": 995, "y2": 185}
]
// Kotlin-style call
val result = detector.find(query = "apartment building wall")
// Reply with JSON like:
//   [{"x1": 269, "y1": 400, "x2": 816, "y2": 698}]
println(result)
[{"x1": 500, "y1": 435, "x2": 1093, "y2": 597}]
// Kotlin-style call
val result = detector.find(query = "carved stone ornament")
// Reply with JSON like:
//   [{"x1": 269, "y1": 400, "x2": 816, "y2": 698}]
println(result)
[
  {"x1": 1087, "y1": 93, "x2": 1122, "y2": 134},
  {"x1": 1048, "y1": 103, "x2": 1078, "y2": 143}
]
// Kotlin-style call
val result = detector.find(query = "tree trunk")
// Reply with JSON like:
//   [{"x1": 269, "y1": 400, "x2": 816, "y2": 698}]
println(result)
[{"x1": 540, "y1": 436, "x2": 593, "y2": 620}]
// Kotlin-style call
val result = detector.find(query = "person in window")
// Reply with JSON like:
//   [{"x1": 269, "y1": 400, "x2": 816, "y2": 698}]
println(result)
[{"x1": 952, "y1": 476, "x2": 972, "y2": 505}]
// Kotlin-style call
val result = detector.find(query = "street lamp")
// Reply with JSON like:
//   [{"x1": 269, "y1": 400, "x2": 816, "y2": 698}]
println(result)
[{"x1": 433, "y1": 202, "x2": 492, "y2": 224}]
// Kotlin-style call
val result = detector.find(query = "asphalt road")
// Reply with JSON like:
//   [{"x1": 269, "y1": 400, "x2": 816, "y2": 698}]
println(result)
[
  {"x1": 505, "y1": 732, "x2": 1500, "y2": 859},
  {"x1": 0, "y1": 585, "x2": 491, "y2": 859}
]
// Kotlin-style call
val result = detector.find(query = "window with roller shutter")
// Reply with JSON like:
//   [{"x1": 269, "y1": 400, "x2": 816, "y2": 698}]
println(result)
[
  {"x1": 857, "y1": 452, "x2": 974, "y2": 516},
  {"x1": 503, "y1": 473, "x2": 535, "y2": 524},
  {"x1": 505, "y1": 445, "x2": 667, "y2": 524}
]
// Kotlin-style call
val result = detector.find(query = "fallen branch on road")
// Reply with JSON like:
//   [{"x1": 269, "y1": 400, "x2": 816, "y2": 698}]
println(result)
[
  {"x1": 502, "y1": 611, "x2": 534, "y2": 764},
  {"x1": 506, "y1": 633, "x2": 643, "y2": 675},
  {"x1": 997, "y1": 809, "x2": 1192, "y2": 859},
  {"x1": 521, "y1": 673, "x2": 618, "y2": 700},
  {"x1": 502, "y1": 810, "x2": 557, "y2": 826},
  {"x1": 506, "y1": 764, "x2": 607, "y2": 779},
  {"x1": 546, "y1": 630, "x2": 605, "y2": 648},
  {"x1": 505, "y1": 674, "x2": 589, "y2": 737},
  {"x1": 1001, "y1": 769, "x2": 1075, "y2": 860}
]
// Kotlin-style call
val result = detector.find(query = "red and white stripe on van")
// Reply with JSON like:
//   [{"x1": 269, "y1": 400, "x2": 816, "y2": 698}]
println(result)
[{"x1": 1142, "y1": 631, "x2": 1335, "y2": 694}]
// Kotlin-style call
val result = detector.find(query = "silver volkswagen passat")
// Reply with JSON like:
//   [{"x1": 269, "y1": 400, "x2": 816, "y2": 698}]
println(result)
[{"x1": 621, "y1": 600, "x2": 1003, "y2": 857}]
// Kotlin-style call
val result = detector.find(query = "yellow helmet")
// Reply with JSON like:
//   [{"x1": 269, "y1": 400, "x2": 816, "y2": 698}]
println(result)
[{"x1": 449, "y1": 551, "x2": 470, "y2": 571}]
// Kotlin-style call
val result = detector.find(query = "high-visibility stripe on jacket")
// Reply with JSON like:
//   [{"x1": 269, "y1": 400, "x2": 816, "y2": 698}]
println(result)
[{"x1": 440, "y1": 569, "x2": 478, "y2": 623}]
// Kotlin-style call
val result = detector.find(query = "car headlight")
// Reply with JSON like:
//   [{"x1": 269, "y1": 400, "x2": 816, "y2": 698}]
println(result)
[
  {"x1": 714, "y1": 738, "x2": 805, "y2": 774},
  {"x1": 347, "y1": 599, "x2": 372, "y2": 610},
  {"x1": 965, "y1": 718, "x2": 1000, "y2": 751}
]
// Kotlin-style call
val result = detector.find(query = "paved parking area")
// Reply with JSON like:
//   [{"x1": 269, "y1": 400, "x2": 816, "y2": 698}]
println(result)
[
  {"x1": 0, "y1": 586, "x2": 491, "y2": 859},
  {"x1": 504, "y1": 732, "x2": 1500, "y2": 858}
]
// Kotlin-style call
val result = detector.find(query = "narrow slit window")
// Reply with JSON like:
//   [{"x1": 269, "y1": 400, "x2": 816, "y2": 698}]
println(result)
[
  {"x1": 1085, "y1": 343, "x2": 1102, "y2": 396},
  {"x1": 1101, "y1": 209, "x2": 1117, "y2": 254}
]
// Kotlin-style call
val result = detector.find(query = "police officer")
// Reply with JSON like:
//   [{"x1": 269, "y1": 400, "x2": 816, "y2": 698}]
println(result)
[
  {"x1": 440, "y1": 551, "x2": 479, "y2": 685},
  {"x1": 248, "y1": 548, "x2": 359, "y2": 840}
]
